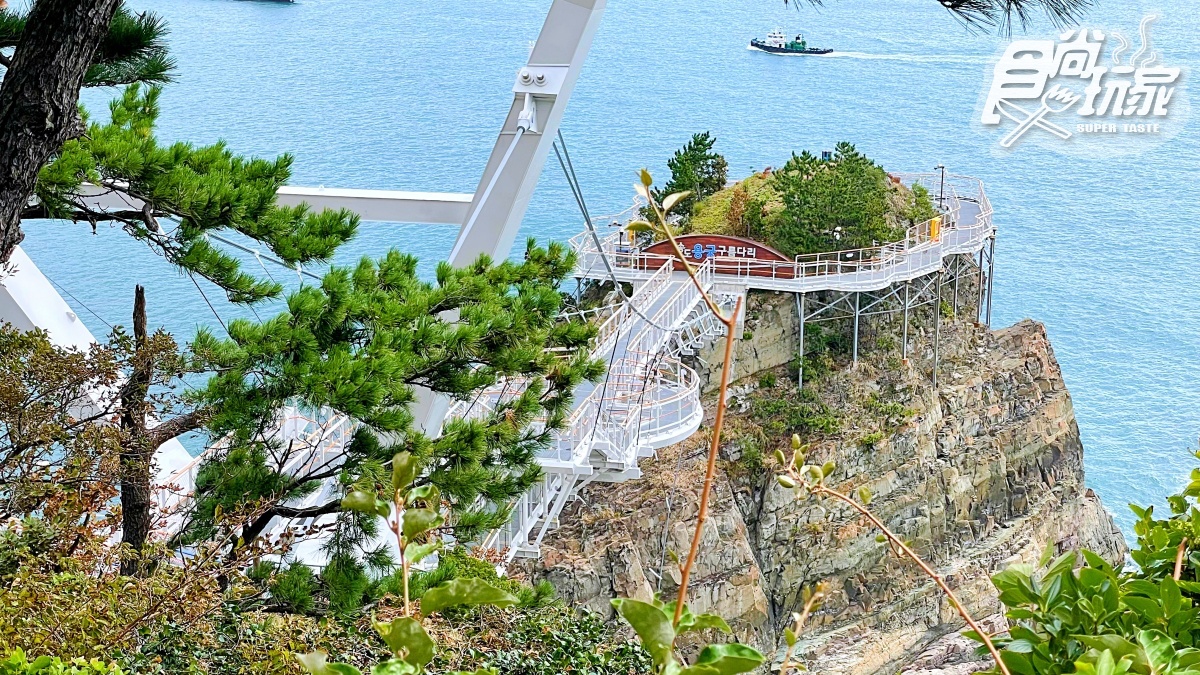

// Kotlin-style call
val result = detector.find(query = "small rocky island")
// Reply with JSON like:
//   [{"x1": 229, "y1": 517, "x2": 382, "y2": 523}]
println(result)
[
  {"x1": 522, "y1": 304, "x2": 1125, "y2": 673},
  {"x1": 520, "y1": 136, "x2": 1128, "y2": 674}
]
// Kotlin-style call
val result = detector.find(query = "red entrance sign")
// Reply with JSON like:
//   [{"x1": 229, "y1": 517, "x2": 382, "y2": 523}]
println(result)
[{"x1": 640, "y1": 235, "x2": 795, "y2": 279}]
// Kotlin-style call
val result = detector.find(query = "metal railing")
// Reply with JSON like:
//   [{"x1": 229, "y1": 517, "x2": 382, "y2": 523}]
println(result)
[{"x1": 571, "y1": 174, "x2": 993, "y2": 293}]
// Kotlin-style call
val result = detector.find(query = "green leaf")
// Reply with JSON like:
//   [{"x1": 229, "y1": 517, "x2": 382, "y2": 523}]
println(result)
[
  {"x1": 392, "y1": 452, "x2": 419, "y2": 493},
  {"x1": 777, "y1": 475, "x2": 796, "y2": 489},
  {"x1": 626, "y1": 220, "x2": 654, "y2": 234},
  {"x1": 611, "y1": 598, "x2": 677, "y2": 671},
  {"x1": 420, "y1": 578, "x2": 518, "y2": 616},
  {"x1": 370, "y1": 660, "x2": 419, "y2": 675},
  {"x1": 376, "y1": 498, "x2": 392, "y2": 519},
  {"x1": 1139, "y1": 630, "x2": 1175, "y2": 672},
  {"x1": 992, "y1": 565, "x2": 1038, "y2": 606},
  {"x1": 857, "y1": 486, "x2": 872, "y2": 505},
  {"x1": 1076, "y1": 634, "x2": 1144, "y2": 669},
  {"x1": 407, "y1": 484, "x2": 440, "y2": 506},
  {"x1": 404, "y1": 540, "x2": 442, "y2": 565},
  {"x1": 297, "y1": 653, "x2": 364, "y2": 675},
  {"x1": 1006, "y1": 639, "x2": 1036, "y2": 653},
  {"x1": 1038, "y1": 540, "x2": 1056, "y2": 568},
  {"x1": 342, "y1": 491, "x2": 377, "y2": 515},
  {"x1": 688, "y1": 643, "x2": 766, "y2": 675},
  {"x1": 670, "y1": 602, "x2": 731, "y2": 636},
  {"x1": 821, "y1": 461, "x2": 836, "y2": 478},
  {"x1": 372, "y1": 617, "x2": 435, "y2": 666},
  {"x1": 662, "y1": 191, "x2": 693, "y2": 214},
  {"x1": 1162, "y1": 576, "x2": 1183, "y2": 617},
  {"x1": 402, "y1": 508, "x2": 442, "y2": 542}
]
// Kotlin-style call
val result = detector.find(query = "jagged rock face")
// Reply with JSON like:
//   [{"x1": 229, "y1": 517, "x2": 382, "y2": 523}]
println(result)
[{"x1": 519, "y1": 310, "x2": 1126, "y2": 675}]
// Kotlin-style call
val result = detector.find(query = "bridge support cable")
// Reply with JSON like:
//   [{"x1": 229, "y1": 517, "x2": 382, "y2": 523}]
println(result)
[{"x1": 552, "y1": 131, "x2": 673, "y2": 332}]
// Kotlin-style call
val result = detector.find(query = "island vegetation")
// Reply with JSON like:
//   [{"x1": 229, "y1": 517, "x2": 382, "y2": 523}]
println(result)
[{"x1": 647, "y1": 135, "x2": 938, "y2": 257}]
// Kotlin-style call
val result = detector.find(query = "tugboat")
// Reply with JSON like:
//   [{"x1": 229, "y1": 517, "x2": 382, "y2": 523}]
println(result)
[{"x1": 749, "y1": 30, "x2": 833, "y2": 55}]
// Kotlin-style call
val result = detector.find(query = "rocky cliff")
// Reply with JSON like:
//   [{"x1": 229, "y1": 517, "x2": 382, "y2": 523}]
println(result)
[{"x1": 518, "y1": 291, "x2": 1127, "y2": 674}]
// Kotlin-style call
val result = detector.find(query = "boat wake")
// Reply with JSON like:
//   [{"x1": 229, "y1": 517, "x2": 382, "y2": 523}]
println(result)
[{"x1": 747, "y1": 46, "x2": 988, "y2": 64}]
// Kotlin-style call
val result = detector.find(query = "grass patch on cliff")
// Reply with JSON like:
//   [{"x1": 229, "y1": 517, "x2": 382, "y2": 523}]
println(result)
[{"x1": 750, "y1": 387, "x2": 841, "y2": 437}]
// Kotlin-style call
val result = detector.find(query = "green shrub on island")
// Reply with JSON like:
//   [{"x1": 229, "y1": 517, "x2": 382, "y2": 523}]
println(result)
[{"x1": 675, "y1": 141, "x2": 939, "y2": 258}]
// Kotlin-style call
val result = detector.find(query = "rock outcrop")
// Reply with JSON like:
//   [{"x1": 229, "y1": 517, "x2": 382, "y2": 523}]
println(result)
[{"x1": 519, "y1": 293, "x2": 1127, "y2": 674}]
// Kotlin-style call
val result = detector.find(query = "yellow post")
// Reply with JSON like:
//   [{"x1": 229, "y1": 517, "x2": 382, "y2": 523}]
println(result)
[{"x1": 930, "y1": 216, "x2": 941, "y2": 240}]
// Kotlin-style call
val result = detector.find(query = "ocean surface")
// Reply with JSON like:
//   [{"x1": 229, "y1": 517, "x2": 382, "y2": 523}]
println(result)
[{"x1": 19, "y1": 0, "x2": 1200, "y2": 538}]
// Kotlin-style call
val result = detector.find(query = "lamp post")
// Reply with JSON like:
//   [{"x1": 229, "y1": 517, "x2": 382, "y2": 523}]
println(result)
[{"x1": 935, "y1": 163, "x2": 946, "y2": 210}]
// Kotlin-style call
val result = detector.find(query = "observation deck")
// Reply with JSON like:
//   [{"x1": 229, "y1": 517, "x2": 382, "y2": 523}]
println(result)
[{"x1": 571, "y1": 173, "x2": 993, "y2": 295}]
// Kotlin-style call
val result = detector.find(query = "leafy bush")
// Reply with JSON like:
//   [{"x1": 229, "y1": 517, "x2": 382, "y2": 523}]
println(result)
[
  {"x1": 792, "y1": 324, "x2": 851, "y2": 382},
  {"x1": 973, "y1": 454, "x2": 1200, "y2": 675},
  {"x1": 442, "y1": 605, "x2": 652, "y2": 675},
  {"x1": 0, "y1": 651, "x2": 121, "y2": 675},
  {"x1": 758, "y1": 371, "x2": 778, "y2": 389},
  {"x1": 750, "y1": 388, "x2": 841, "y2": 437},
  {"x1": 271, "y1": 563, "x2": 318, "y2": 615},
  {"x1": 766, "y1": 142, "x2": 936, "y2": 257},
  {"x1": 863, "y1": 393, "x2": 912, "y2": 422},
  {"x1": 858, "y1": 431, "x2": 885, "y2": 449},
  {"x1": 386, "y1": 547, "x2": 554, "y2": 611}
]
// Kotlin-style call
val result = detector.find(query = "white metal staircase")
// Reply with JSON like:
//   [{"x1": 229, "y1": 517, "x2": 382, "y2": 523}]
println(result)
[{"x1": 464, "y1": 257, "x2": 725, "y2": 561}]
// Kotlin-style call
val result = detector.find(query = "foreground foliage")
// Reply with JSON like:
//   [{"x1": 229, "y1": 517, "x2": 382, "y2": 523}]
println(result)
[{"x1": 972, "y1": 453, "x2": 1200, "y2": 675}]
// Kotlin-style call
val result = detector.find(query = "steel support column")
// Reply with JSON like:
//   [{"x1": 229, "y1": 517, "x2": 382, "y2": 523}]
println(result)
[
  {"x1": 796, "y1": 293, "x2": 806, "y2": 390},
  {"x1": 448, "y1": 0, "x2": 606, "y2": 265},
  {"x1": 852, "y1": 291, "x2": 860, "y2": 367},
  {"x1": 952, "y1": 255, "x2": 960, "y2": 317},
  {"x1": 985, "y1": 236, "x2": 996, "y2": 328},
  {"x1": 976, "y1": 248, "x2": 986, "y2": 324},
  {"x1": 416, "y1": 0, "x2": 606, "y2": 434},
  {"x1": 902, "y1": 280, "x2": 910, "y2": 362},
  {"x1": 933, "y1": 271, "x2": 942, "y2": 389}
]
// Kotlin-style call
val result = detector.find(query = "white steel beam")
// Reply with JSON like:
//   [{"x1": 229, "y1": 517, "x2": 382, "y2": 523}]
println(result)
[
  {"x1": 77, "y1": 184, "x2": 473, "y2": 226},
  {"x1": 415, "y1": 0, "x2": 606, "y2": 435},
  {"x1": 447, "y1": 0, "x2": 606, "y2": 265},
  {"x1": 275, "y1": 186, "x2": 471, "y2": 225}
]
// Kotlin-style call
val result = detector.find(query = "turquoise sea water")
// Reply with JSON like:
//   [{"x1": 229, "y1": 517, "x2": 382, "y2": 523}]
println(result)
[{"x1": 19, "y1": 0, "x2": 1200, "y2": 537}]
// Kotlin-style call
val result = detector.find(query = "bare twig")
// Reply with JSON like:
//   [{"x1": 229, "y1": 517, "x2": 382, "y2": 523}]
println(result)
[
  {"x1": 778, "y1": 583, "x2": 828, "y2": 674},
  {"x1": 1175, "y1": 538, "x2": 1188, "y2": 581},
  {"x1": 673, "y1": 296, "x2": 740, "y2": 626},
  {"x1": 633, "y1": 174, "x2": 744, "y2": 628},
  {"x1": 793, "y1": 476, "x2": 1011, "y2": 675}
]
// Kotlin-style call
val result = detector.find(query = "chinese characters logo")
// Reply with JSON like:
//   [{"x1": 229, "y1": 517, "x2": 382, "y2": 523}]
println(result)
[{"x1": 981, "y1": 16, "x2": 1181, "y2": 148}]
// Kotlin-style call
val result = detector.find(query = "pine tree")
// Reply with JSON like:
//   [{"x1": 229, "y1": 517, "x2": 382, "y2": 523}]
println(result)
[
  {"x1": 35, "y1": 85, "x2": 358, "y2": 304},
  {"x1": 0, "y1": 0, "x2": 171, "y2": 259},
  {"x1": 183, "y1": 241, "x2": 602, "y2": 571},
  {"x1": 30, "y1": 86, "x2": 601, "y2": 589},
  {"x1": 652, "y1": 132, "x2": 728, "y2": 225}
]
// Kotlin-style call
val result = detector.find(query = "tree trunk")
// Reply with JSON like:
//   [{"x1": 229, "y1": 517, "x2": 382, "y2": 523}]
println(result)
[
  {"x1": 0, "y1": 0, "x2": 121, "y2": 262},
  {"x1": 120, "y1": 284, "x2": 153, "y2": 575}
]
